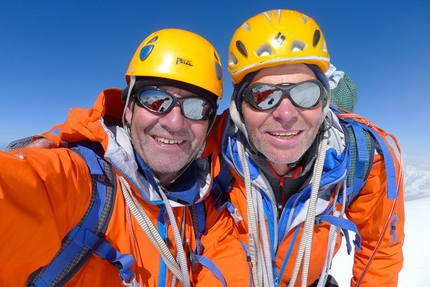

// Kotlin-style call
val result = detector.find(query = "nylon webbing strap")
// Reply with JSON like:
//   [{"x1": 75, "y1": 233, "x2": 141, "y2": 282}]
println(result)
[
  {"x1": 189, "y1": 202, "x2": 227, "y2": 287},
  {"x1": 318, "y1": 215, "x2": 362, "y2": 250},
  {"x1": 195, "y1": 255, "x2": 227, "y2": 287},
  {"x1": 28, "y1": 143, "x2": 118, "y2": 286},
  {"x1": 350, "y1": 121, "x2": 370, "y2": 196},
  {"x1": 363, "y1": 128, "x2": 397, "y2": 200},
  {"x1": 191, "y1": 202, "x2": 206, "y2": 255}
]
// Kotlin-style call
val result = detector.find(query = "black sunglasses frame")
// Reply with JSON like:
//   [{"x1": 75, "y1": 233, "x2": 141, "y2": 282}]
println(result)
[
  {"x1": 243, "y1": 80, "x2": 327, "y2": 111},
  {"x1": 133, "y1": 86, "x2": 216, "y2": 121}
]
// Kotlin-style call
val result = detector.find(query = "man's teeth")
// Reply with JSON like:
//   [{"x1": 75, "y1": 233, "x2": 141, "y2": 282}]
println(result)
[
  {"x1": 270, "y1": 131, "x2": 299, "y2": 137},
  {"x1": 154, "y1": 136, "x2": 184, "y2": 144}
]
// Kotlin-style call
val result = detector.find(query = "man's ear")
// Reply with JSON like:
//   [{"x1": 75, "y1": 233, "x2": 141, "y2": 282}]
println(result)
[{"x1": 125, "y1": 105, "x2": 133, "y2": 125}]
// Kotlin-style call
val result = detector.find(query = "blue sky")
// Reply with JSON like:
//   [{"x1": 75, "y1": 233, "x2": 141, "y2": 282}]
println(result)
[{"x1": 1, "y1": 1, "x2": 429, "y2": 158}]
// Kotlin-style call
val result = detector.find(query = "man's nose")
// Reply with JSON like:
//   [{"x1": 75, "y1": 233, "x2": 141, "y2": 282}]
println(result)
[
  {"x1": 158, "y1": 103, "x2": 186, "y2": 131},
  {"x1": 271, "y1": 97, "x2": 299, "y2": 122}
]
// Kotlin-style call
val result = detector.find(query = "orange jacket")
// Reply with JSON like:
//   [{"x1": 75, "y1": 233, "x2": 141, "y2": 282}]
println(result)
[
  {"x1": 0, "y1": 89, "x2": 250, "y2": 286},
  {"x1": 203, "y1": 110, "x2": 405, "y2": 287}
]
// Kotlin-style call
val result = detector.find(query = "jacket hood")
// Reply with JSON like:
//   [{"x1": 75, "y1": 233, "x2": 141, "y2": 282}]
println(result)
[{"x1": 59, "y1": 88, "x2": 125, "y2": 152}]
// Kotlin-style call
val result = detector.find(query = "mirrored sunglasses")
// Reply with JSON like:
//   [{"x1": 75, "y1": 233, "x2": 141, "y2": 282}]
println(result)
[
  {"x1": 243, "y1": 80, "x2": 327, "y2": 111},
  {"x1": 134, "y1": 87, "x2": 216, "y2": 120}
]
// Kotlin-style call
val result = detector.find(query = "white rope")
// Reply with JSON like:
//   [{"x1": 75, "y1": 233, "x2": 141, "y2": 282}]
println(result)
[
  {"x1": 256, "y1": 187, "x2": 275, "y2": 286},
  {"x1": 289, "y1": 128, "x2": 329, "y2": 287},
  {"x1": 237, "y1": 132, "x2": 277, "y2": 286},
  {"x1": 172, "y1": 208, "x2": 187, "y2": 287},
  {"x1": 157, "y1": 185, "x2": 191, "y2": 287},
  {"x1": 237, "y1": 134, "x2": 264, "y2": 286},
  {"x1": 119, "y1": 176, "x2": 190, "y2": 286}
]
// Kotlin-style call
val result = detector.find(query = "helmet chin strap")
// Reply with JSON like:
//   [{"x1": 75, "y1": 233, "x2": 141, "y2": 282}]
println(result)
[{"x1": 122, "y1": 76, "x2": 137, "y2": 137}]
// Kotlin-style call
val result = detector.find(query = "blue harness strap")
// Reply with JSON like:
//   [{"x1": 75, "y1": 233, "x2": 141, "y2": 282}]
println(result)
[
  {"x1": 27, "y1": 142, "x2": 135, "y2": 286},
  {"x1": 195, "y1": 254, "x2": 227, "y2": 287}
]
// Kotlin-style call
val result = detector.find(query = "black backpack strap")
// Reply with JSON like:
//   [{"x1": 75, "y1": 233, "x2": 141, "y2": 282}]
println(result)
[
  {"x1": 212, "y1": 154, "x2": 243, "y2": 224},
  {"x1": 188, "y1": 197, "x2": 227, "y2": 286}
]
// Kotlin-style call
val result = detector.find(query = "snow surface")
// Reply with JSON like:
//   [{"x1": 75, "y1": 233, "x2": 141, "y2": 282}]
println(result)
[{"x1": 330, "y1": 195, "x2": 430, "y2": 286}]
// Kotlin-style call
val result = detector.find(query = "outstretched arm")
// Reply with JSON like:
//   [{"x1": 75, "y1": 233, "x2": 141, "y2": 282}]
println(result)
[
  {"x1": 5, "y1": 124, "x2": 66, "y2": 151},
  {"x1": 0, "y1": 148, "x2": 92, "y2": 285}
]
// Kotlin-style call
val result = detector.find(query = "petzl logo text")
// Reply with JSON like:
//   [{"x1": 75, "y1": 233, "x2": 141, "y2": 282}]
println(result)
[{"x1": 176, "y1": 58, "x2": 193, "y2": 66}]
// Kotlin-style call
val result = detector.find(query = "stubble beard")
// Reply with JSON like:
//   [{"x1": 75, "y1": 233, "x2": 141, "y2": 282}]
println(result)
[
  {"x1": 246, "y1": 126, "x2": 318, "y2": 166},
  {"x1": 131, "y1": 126, "x2": 197, "y2": 176}
]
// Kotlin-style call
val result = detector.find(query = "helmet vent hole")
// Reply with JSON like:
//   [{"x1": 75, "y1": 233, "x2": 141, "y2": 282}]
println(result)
[
  {"x1": 215, "y1": 62, "x2": 223, "y2": 80},
  {"x1": 301, "y1": 15, "x2": 308, "y2": 24},
  {"x1": 147, "y1": 36, "x2": 158, "y2": 44},
  {"x1": 313, "y1": 30, "x2": 321, "y2": 47},
  {"x1": 229, "y1": 53, "x2": 238, "y2": 66},
  {"x1": 256, "y1": 44, "x2": 274, "y2": 56},
  {"x1": 139, "y1": 45, "x2": 154, "y2": 61},
  {"x1": 236, "y1": 40, "x2": 248, "y2": 57},
  {"x1": 291, "y1": 40, "x2": 306, "y2": 52}
]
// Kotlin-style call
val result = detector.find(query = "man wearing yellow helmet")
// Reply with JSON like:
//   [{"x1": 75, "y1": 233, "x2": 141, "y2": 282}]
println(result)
[
  {"x1": 205, "y1": 9, "x2": 404, "y2": 287},
  {"x1": 4, "y1": 9, "x2": 404, "y2": 287},
  {"x1": 0, "y1": 29, "x2": 251, "y2": 286}
]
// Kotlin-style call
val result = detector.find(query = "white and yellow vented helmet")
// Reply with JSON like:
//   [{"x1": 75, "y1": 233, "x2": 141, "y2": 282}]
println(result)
[{"x1": 228, "y1": 9, "x2": 330, "y2": 85}]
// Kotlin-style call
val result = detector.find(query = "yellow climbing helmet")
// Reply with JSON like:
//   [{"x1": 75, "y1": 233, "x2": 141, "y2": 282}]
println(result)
[
  {"x1": 228, "y1": 9, "x2": 330, "y2": 84},
  {"x1": 126, "y1": 28, "x2": 223, "y2": 98}
]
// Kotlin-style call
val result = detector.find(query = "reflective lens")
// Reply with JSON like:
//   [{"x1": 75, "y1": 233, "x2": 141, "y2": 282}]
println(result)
[
  {"x1": 243, "y1": 80, "x2": 326, "y2": 110},
  {"x1": 134, "y1": 87, "x2": 215, "y2": 120}
]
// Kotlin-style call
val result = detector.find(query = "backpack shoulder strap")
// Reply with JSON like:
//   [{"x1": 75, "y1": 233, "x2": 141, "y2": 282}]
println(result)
[
  {"x1": 336, "y1": 110, "x2": 401, "y2": 204},
  {"x1": 216, "y1": 155, "x2": 236, "y2": 193},
  {"x1": 211, "y1": 155, "x2": 243, "y2": 224},
  {"x1": 321, "y1": 108, "x2": 402, "y2": 256},
  {"x1": 341, "y1": 118, "x2": 375, "y2": 205},
  {"x1": 27, "y1": 142, "x2": 136, "y2": 287},
  {"x1": 188, "y1": 200, "x2": 227, "y2": 287},
  {"x1": 190, "y1": 201, "x2": 206, "y2": 257}
]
